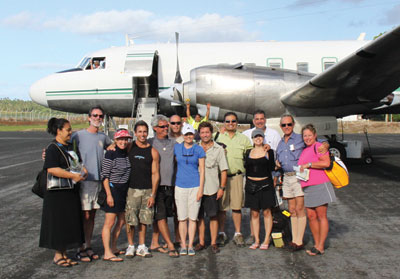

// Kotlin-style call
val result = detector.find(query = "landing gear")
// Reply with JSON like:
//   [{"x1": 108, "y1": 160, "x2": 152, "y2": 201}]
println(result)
[{"x1": 328, "y1": 141, "x2": 347, "y2": 161}]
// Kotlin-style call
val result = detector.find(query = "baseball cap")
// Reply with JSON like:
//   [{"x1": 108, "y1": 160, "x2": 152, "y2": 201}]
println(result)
[
  {"x1": 251, "y1": 128, "x2": 265, "y2": 138},
  {"x1": 182, "y1": 124, "x2": 195, "y2": 135},
  {"x1": 114, "y1": 129, "x2": 133, "y2": 139}
]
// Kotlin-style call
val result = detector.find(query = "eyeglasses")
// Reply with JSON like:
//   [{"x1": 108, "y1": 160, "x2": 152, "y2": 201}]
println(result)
[
  {"x1": 170, "y1": 122, "x2": 181, "y2": 125},
  {"x1": 157, "y1": 125, "x2": 169, "y2": 129},
  {"x1": 225, "y1": 120, "x2": 237, "y2": 123},
  {"x1": 281, "y1": 123, "x2": 293, "y2": 127},
  {"x1": 91, "y1": 114, "x2": 104, "y2": 119}
]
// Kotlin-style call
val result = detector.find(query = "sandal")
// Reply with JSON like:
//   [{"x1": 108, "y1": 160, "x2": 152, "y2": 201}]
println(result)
[
  {"x1": 53, "y1": 258, "x2": 72, "y2": 268},
  {"x1": 168, "y1": 249, "x2": 179, "y2": 258},
  {"x1": 112, "y1": 250, "x2": 126, "y2": 255},
  {"x1": 75, "y1": 250, "x2": 91, "y2": 262},
  {"x1": 249, "y1": 243, "x2": 259, "y2": 250},
  {"x1": 64, "y1": 258, "x2": 79, "y2": 266},
  {"x1": 150, "y1": 246, "x2": 168, "y2": 253},
  {"x1": 103, "y1": 256, "x2": 124, "y2": 262},
  {"x1": 194, "y1": 243, "x2": 206, "y2": 251},
  {"x1": 260, "y1": 244, "x2": 269, "y2": 250},
  {"x1": 306, "y1": 247, "x2": 324, "y2": 256},
  {"x1": 85, "y1": 248, "x2": 99, "y2": 260}
]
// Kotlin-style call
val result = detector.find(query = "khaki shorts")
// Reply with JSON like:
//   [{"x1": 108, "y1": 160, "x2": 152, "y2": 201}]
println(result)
[
  {"x1": 282, "y1": 175, "x2": 304, "y2": 199},
  {"x1": 80, "y1": 181, "x2": 101, "y2": 210},
  {"x1": 125, "y1": 188, "x2": 154, "y2": 226},
  {"x1": 219, "y1": 174, "x2": 244, "y2": 211},
  {"x1": 174, "y1": 186, "x2": 201, "y2": 221}
]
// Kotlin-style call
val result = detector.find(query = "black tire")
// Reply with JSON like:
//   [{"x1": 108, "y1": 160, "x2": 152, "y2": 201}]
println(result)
[
  {"x1": 329, "y1": 141, "x2": 347, "y2": 161},
  {"x1": 364, "y1": 156, "x2": 373, "y2": 164}
]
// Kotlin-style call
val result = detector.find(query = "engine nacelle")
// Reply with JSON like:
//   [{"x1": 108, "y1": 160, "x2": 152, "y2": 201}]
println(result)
[{"x1": 183, "y1": 64, "x2": 314, "y2": 122}]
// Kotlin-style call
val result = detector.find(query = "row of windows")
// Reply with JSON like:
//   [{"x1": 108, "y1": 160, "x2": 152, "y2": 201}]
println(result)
[{"x1": 266, "y1": 57, "x2": 338, "y2": 72}]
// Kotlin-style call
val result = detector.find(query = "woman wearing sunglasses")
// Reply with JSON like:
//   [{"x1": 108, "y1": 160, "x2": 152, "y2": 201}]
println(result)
[
  {"x1": 100, "y1": 129, "x2": 132, "y2": 262},
  {"x1": 244, "y1": 129, "x2": 277, "y2": 250},
  {"x1": 174, "y1": 124, "x2": 205, "y2": 256}
]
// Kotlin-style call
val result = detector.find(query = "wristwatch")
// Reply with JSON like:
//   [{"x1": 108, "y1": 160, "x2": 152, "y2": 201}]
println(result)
[
  {"x1": 308, "y1": 162, "x2": 312, "y2": 168},
  {"x1": 219, "y1": 186, "x2": 226, "y2": 191}
]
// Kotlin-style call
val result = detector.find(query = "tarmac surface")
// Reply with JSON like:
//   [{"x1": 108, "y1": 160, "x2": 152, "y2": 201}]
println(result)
[{"x1": 0, "y1": 131, "x2": 399, "y2": 279}]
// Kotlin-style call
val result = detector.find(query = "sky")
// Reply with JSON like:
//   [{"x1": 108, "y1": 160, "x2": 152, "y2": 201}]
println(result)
[{"x1": 1, "y1": 0, "x2": 400, "y2": 100}]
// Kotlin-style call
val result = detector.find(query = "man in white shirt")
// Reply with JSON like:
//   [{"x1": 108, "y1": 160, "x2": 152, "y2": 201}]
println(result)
[{"x1": 242, "y1": 110, "x2": 281, "y2": 151}]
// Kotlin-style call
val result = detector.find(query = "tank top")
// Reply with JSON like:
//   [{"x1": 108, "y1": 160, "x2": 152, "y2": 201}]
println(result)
[
  {"x1": 128, "y1": 141, "x2": 153, "y2": 189},
  {"x1": 245, "y1": 149, "x2": 275, "y2": 178}
]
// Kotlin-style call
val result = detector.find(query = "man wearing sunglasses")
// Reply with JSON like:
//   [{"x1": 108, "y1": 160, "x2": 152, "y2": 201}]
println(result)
[
  {"x1": 71, "y1": 106, "x2": 112, "y2": 261},
  {"x1": 276, "y1": 114, "x2": 328, "y2": 252},
  {"x1": 169, "y1": 115, "x2": 184, "y2": 144},
  {"x1": 147, "y1": 115, "x2": 180, "y2": 258},
  {"x1": 215, "y1": 112, "x2": 253, "y2": 247}
]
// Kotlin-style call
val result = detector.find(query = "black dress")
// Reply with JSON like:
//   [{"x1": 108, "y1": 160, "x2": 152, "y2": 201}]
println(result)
[{"x1": 39, "y1": 141, "x2": 84, "y2": 251}]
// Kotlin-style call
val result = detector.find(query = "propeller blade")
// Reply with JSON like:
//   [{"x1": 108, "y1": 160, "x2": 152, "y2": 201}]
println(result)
[{"x1": 174, "y1": 32, "x2": 183, "y2": 84}]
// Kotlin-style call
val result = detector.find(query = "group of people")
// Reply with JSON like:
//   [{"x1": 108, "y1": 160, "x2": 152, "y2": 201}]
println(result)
[{"x1": 39, "y1": 105, "x2": 337, "y2": 268}]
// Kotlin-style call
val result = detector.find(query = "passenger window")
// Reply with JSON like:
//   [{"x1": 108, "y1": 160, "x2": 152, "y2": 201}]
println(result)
[
  {"x1": 297, "y1": 62, "x2": 308, "y2": 72},
  {"x1": 267, "y1": 58, "x2": 283, "y2": 69},
  {"x1": 321, "y1": 57, "x2": 337, "y2": 71}
]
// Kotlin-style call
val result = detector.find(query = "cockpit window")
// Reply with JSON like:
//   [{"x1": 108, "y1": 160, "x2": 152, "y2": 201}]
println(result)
[{"x1": 77, "y1": 56, "x2": 106, "y2": 70}]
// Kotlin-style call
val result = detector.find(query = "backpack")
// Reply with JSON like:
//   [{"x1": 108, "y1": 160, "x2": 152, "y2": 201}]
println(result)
[{"x1": 314, "y1": 145, "x2": 349, "y2": 188}]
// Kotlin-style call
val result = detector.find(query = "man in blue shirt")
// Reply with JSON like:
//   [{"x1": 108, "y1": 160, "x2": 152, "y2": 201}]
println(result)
[{"x1": 276, "y1": 114, "x2": 328, "y2": 252}]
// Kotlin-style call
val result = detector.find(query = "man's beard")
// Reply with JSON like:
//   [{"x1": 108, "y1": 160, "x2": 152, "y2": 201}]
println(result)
[{"x1": 90, "y1": 119, "x2": 102, "y2": 128}]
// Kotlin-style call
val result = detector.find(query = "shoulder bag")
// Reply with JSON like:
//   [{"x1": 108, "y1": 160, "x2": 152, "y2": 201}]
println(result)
[{"x1": 46, "y1": 143, "x2": 74, "y2": 191}]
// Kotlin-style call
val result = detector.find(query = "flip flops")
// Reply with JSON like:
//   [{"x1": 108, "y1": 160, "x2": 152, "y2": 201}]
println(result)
[
  {"x1": 306, "y1": 247, "x2": 324, "y2": 256},
  {"x1": 150, "y1": 246, "x2": 168, "y2": 253},
  {"x1": 260, "y1": 244, "x2": 269, "y2": 250},
  {"x1": 53, "y1": 258, "x2": 72, "y2": 268},
  {"x1": 249, "y1": 243, "x2": 260, "y2": 250},
  {"x1": 168, "y1": 249, "x2": 179, "y2": 258},
  {"x1": 103, "y1": 256, "x2": 124, "y2": 262}
]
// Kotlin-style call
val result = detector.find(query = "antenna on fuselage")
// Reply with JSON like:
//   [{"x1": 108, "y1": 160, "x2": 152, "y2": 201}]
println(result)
[{"x1": 357, "y1": 32, "x2": 366, "y2": 41}]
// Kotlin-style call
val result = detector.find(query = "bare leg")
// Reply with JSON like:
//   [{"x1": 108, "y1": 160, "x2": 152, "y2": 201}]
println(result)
[
  {"x1": 315, "y1": 204, "x2": 329, "y2": 252},
  {"x1": 188, "y1": 219, "x2": 197, "y2": 249},
  {"x1": 111, "y1": 213, "x2": 125, "y2": 253},
  {"x1": 174, "y1": 216, "x2": 181, "y2": 244},
  {"x1": 138, "y1": 223, "x2": 147, "y2": 245},
  {"x1": 82, "y1": 209, "x2": 97, "y2": 248},
  {"x1": 102, "y1": 212, "x2": 117, "y2": 259},
  {"x1": 197, "y1": 217, "x2": 206, "y2": 246},
  {"x1": 150, "y1": 221, "x2": 162, "y2": 249},
  {"x1": 250, "y1": 210, "x2": 260, "y2": 244},
  {"x1": 157, "y1": 218, "x2": 175, "y2": 251},
  {"x1": 295, "y1": 196, "x2": 306, "y2": 246},
  {"x1": 232, "y1": 209, "x2": 242, "y2": 233},
  {"x1": 126, "y1": 224, "x2": 135, "y2": 246},
  {"x1": 262, "y1": 208, "x2": 272, "y2": 245},
  {"x1": 179, "y1": 220, "x2": 188, "y2": 248},
  {"x1": 218, "y1": 210, "x2": 226, "y2": 233},
  {"x1": 306, "y1": 208, "x2": 320, "y2": 248},
  {"x1": 210, "y1": 216, "x2": 219, "y2": 245}
]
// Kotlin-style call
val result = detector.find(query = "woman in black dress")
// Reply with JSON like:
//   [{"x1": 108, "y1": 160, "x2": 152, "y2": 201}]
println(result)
[
  {"x1": 244, "y1": 129, "x2": 277, "y2": 250},
  {"x1": 40, "y1": 118, "x2": 87, "y2": 267}
]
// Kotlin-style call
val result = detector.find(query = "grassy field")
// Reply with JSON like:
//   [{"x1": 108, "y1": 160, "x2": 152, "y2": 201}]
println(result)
[{"x1": 0, "y1": 121, "x2": 89, "y2": 132}]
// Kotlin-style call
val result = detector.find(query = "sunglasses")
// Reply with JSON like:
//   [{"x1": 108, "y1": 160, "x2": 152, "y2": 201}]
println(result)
[
  {"x1": 91, "y1": 114, "x2": 104, "y2": 119},
  {"x1": 157, "y1": 125, "x2": 169, "y2": 129},
  {"x1": 170, "y1": 122, "x2": 181, "y2": 125},
  {"x1": 281, "y1": 123, "x2": 293, "y2": 127},
  {"x1": 225, "y1": 120, "x2": 237, "y2": 123}
]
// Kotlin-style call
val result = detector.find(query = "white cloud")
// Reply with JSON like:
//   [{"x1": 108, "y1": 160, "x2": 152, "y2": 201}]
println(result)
[
  {"x1": 2, "y1": 10, "x2": 258, "y2": 42},
  {"x1": 379, "y1": 4, "x2": 400, "y2": 25}
]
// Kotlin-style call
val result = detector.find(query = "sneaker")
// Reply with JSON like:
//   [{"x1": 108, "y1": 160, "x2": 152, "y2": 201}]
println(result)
[
  {"x1": 233, "y1": 233, "x2": 245, "y2": 247},
  {"x1": 245, "y1": 235, "x2": 255, "y2": 246},
  {"x1": 125, "y1": 245, "x2": 135, "y2": 258},
  {"x1": 136, "y1": 246, "x2": 152, "y2": 258},
  {"x1": 179, "y1": 248, "x2": 187, "y2": 256},
  {"x1": 217, "y1": 233, "x2": 228, "y2": 247},
  {"x1": 188, "y1": 248, "x2": 195, "y2": 256}
]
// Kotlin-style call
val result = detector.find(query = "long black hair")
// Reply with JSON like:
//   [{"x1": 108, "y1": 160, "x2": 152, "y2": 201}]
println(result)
[{"x1": 47, "y1": 118, "x2": 70, "y2": 136}]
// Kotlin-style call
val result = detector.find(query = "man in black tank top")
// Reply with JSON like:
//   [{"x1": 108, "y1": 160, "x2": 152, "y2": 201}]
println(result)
[{"x1": 125, "y1": 121, "x2": 160, "y2": 258}]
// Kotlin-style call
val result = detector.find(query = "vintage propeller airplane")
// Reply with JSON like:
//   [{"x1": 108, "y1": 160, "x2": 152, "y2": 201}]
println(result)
[{"x1": 30, "y1": 26, "x2": 400, "y2": 159}]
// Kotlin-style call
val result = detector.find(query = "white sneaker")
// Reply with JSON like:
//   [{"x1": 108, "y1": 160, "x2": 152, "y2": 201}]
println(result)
[
  {"x1": 136, "y1": 245, "x2": 152, "y2": 258},
  {"x1": 125, "y1": 245, "x2": 135, "y2": 258}
]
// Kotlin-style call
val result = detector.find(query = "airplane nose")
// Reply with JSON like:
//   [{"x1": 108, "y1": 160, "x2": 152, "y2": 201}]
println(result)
[{"x1": 29, "y1": 78, "x2": 48, "y2": 107}]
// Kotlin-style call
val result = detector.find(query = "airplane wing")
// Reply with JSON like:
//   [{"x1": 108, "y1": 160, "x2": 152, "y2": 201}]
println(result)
[{"x1": 281, "y1": 25, "x2": 400, "y2": 114}]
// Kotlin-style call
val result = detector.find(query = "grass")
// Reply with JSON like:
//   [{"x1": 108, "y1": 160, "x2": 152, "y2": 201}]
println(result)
[{"x1": 0, "y1": 122, "x2": 89, "y2": 132}]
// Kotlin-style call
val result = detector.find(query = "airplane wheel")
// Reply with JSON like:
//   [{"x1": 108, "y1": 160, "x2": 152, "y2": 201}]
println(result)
[
  {"x1": 364, "y1": 156, "x2": 373, "y2": 164},
  {"x1": 329, "y1": 142, "x2": 347, "y2": 161}
]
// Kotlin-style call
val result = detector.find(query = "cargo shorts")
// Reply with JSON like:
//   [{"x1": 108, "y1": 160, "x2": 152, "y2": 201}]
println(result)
[{"x1": 125, "y1": 188, "x2": 154, "y2": 226}]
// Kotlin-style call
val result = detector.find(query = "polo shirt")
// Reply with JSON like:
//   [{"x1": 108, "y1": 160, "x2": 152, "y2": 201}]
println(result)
[{"x1": 214, "y1": 131, "x2": 252, "y2": 175}]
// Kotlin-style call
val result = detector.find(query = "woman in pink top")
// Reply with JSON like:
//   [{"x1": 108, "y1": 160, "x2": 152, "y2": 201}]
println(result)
[{"x1": 298, "y1": 124, "x2": 336, "y2": 256}]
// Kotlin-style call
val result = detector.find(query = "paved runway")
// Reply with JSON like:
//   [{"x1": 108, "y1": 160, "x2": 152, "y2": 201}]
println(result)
[{"x1": 0, "y1": 131, "x2": 399, "y2": 279}]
